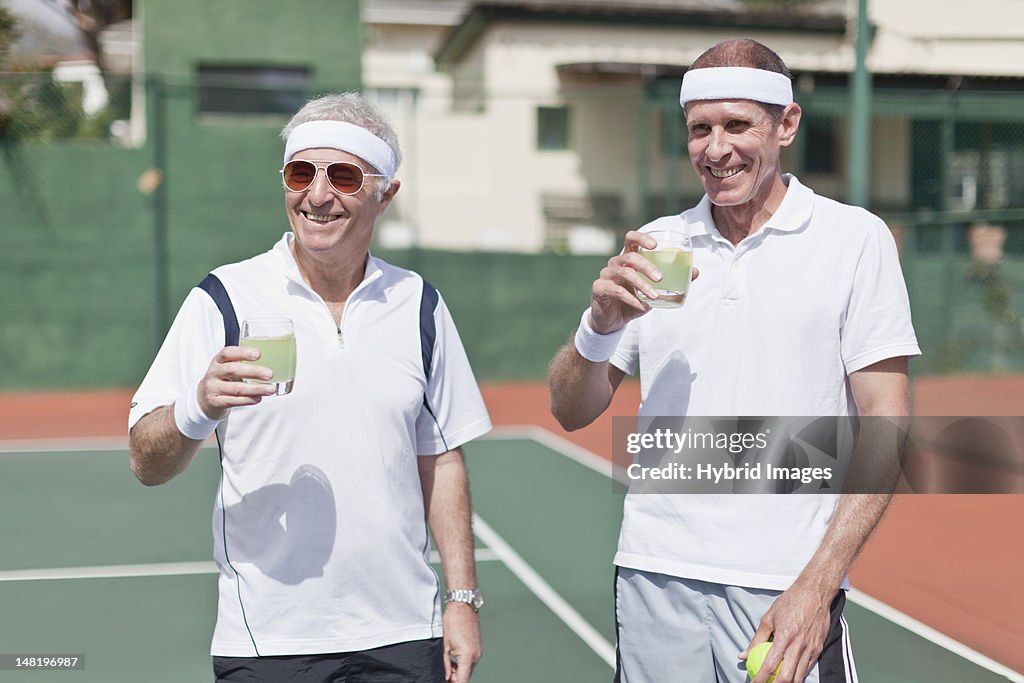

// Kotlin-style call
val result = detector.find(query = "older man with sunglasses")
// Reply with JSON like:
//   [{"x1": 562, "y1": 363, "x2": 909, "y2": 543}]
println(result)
[
  {"x1": 549, "y1": 40, "x2": 920, "y2": 683},
  {"x1": 129, "y1": 92, "x2": 491, "y2": 682}
]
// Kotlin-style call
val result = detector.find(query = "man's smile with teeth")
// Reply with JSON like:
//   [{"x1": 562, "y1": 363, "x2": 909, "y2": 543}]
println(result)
[
  {"x1": 303, "y1": 211, "x2": 342, "y2": 223},
  {"x1": 709, "y1": 165, "x2": 745, "y2": 179}
]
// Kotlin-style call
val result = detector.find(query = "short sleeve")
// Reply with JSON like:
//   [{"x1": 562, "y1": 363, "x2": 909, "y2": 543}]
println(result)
[
  {"x1": 841, "y1": 220, "x2": 922, "y2": 373},
  {"x1": 128, "y1": 288, "x2": 225, "y2": 431},
  {"x1": 415, "y1": 293, "x2": 492, "y2": 455},
  {"x1": 610, "y1": 318, "x2": 640, "y2": 376}
]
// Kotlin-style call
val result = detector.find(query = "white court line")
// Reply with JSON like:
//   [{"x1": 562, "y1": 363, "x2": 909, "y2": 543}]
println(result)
[
  {"x1": 493, "y1": 426, "x2": 1023, "y2": 682},
  {"x1": 0, "y1": 561, "x2": 218, "y2": 582},
  {"x1": 0, "y1": 436, "x2": 130, "y2": 453},
  {"x1": 482, "y1": 425, "x2": 627, "y2": 481},
  {"x1": 0, "y1": 549, "x2": 500, "y2": 583},
  {"x1": 0, "y1": 437, "x2": 225, "y2": 454},
  {"x1": 472, "y1": 513, "x2": 616, "y2": 669},
  {"x1": 848, "y1": 589, "x2": 1024, "y2": 682}
]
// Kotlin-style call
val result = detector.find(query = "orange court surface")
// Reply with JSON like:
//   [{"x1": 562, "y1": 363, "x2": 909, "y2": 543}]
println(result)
[{"x1": 0, "y1": 376, "x2": 1021, "y2": 676}]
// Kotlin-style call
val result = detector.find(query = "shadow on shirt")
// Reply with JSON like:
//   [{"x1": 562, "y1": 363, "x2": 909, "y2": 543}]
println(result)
[{"x1": 222, "y1": 464, "x2": 337, "y2": 585}]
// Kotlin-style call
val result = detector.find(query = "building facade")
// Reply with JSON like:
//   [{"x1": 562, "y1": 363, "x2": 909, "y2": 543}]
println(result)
[{"x1": 363, "y1": 0, "x2": 1024, "y2": 253}]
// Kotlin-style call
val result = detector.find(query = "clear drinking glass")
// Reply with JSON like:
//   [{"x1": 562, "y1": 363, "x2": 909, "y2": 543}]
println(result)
[
  {"x1": 636, "y1": 229, "x2": 693, "y2": 309},
  {"x1": 241, "y1": 317, "x2": 296, "y2": 396}
]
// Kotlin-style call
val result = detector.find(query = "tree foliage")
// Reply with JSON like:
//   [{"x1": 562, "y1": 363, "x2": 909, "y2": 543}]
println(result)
[
  {"x1": 1, "y1": 71, "x2": 131, "y2": 141},
  {"x1": 0, "y1": 3, "x2": 19, "y2": 66}
]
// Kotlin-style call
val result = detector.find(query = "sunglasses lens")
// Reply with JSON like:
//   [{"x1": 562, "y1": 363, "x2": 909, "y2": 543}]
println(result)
[
  {"x1": 327, "y1": 163, "x2": 363, "y2": 194},
  {"x1": 283, "y1": 161, "x2": 316, "y2": 190}
]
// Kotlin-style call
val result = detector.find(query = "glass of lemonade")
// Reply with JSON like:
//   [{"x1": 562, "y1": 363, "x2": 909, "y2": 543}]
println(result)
[
  {"x1": 241, "y1": 317, "x2": 296, "y2": 396},
  {"x1": 637, "y1": 229, "x2": 693, "y2": 309}
]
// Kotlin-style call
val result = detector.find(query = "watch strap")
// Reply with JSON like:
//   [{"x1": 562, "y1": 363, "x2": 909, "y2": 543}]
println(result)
[{"x1": 444, "y1": 588, "x2": 483, "y2": 611}]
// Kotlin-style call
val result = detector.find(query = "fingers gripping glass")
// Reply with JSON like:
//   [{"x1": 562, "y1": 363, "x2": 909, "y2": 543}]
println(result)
[
  {"x1": 637, "y1": 230, "x2": 693, "y2": 309},
  {"x1": 241, "y1": 318, "x2": 296, "y2": 396},
  {"x1": 280, "y1": 159, "x2": 387, "y2": 195}
]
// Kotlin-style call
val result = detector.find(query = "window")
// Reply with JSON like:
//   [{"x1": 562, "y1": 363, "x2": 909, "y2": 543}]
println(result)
[
  {"x1": 661, "y1": 109, "x2": 687, "y2": 158},
  {"x1": 803, "y1": 116, "x2": 838, "y2": 174},
  {"x1": 366, "y1": 87, "x2": 418, "y2": 111},
  {"x1": 537, "y1": 106, "x2": 570, "y2": 150},
  {"x1": 365, "y1": 87, "x2": 419, "y2": 119},
  {"x1": 197, "y1": 65, "x2": 310, "y2": 116}
]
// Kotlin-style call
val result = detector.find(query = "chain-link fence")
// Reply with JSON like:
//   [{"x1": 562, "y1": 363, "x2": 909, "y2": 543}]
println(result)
[
  {"x1": 1, "y1": 71, "x2": 133, "y2": 142},
  {"x1": 896, "y1": 212, "x2": 1024, "y2": 375},
  {"x1": 871, "y1": 101, "x2": 1024, "y2": 375},
  {"x1": 1, "y1": 72, "x2": 152, "y2": 391},
  {"x1": 1, "y1": 72, "x2": 288, "y2": 391},
  {"x1": 3, "y1": 70, "x2": 1024, "y2": 390}
]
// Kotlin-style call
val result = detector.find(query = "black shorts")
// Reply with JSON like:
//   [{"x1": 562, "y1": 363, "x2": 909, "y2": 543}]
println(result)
[{"x1": 212, "y1": 638, "x2": 444, "y2": 682}]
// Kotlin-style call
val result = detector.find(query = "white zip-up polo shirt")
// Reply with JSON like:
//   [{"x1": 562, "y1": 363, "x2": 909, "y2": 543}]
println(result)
[
  {"x1": 129, "y1": 233, "x2": 492, "y2": 656},
  {"x1": 610, "y1": 176, "x2": 920, "y2": 589}
]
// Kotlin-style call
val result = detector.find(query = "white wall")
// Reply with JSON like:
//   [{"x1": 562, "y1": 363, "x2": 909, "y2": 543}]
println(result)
[{"x1": 871, "y1": 0, "x2": 1024, "y2": 76}]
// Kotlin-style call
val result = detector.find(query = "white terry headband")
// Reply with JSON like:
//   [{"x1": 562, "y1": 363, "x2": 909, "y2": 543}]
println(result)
[
  {"x1": 679, "y1": 66, "x2": 793, "y2": 107},
  {"x1": 283, "y1": 120, "x2": 399, "y2": 178}
]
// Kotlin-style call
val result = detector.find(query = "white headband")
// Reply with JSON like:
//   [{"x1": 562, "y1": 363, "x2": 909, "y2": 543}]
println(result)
[
  {"x1": 283, "y1": 120, "x2": 398, "y2": 178},
  {"x1": 679, "y1": 67, "x2": 793, "y2": 107}
]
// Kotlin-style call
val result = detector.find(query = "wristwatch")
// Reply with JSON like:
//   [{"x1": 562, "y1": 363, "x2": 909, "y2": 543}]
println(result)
[{"x1": 445, "y1": 588, "x2": 484, "y2": 612}]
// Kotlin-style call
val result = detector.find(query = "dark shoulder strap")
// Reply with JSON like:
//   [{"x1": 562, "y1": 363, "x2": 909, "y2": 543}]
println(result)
[
  {"x1": 418, "y1": 278, "x2": 449, "y2": 452},
  {"x1": 417, "y1": 278, "x2": 438, "y2": 382},
  {"x1": 197, "y1": 273, "x2": 239, "y2": 347},
  {"x1": 419, "y1": 278, "x2": 439, "y2": 381}
]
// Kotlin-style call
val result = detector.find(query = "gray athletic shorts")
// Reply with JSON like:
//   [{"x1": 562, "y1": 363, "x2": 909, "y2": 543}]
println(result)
[{"x1": 614, "y1": 568, "x2": 859, "y2": 683}]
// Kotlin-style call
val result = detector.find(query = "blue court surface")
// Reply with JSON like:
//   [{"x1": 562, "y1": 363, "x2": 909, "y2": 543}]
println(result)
[{"x1": 0, "y1": 430, "x2": 1020, "y2": 682}]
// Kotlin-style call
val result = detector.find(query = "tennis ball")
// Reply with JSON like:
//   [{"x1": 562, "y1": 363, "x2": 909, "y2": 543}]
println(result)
[{"x1": 746, "y1": 642, "x2": 781, "y2": 682}]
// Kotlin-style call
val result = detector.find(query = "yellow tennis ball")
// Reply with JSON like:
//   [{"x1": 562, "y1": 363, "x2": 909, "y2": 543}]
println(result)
[{"x1": 746, "y1": 642, "x2": 781, "y2": 682}]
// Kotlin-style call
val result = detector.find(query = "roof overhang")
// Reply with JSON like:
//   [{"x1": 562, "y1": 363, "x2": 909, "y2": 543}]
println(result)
[{"x1": 435, "y1": 1, "x2": 847, "y2": 67}]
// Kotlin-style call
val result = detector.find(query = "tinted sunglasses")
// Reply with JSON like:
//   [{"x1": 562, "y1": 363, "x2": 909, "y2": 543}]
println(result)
[{"x1": 280, "y1": 159, "x2": 387, "y2": 195}]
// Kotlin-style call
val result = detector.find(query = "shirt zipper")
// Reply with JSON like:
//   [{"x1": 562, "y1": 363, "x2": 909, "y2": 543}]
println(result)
[{"x1": 285, "y1": 273, "x2": 352, "y2": 349}]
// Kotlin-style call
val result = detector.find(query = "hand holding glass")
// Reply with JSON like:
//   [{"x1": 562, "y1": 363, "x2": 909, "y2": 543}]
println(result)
[
  {"x1": 637, "y1": 230, "x2": 693, "y2": 309},
  {"x1": 241, "y1": 318, "x2": 296, "y2": 396}
]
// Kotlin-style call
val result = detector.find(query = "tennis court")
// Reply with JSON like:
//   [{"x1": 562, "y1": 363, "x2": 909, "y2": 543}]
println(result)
[{"x1": 1, "y1": 428, "x2": 1020, "y2": 683}]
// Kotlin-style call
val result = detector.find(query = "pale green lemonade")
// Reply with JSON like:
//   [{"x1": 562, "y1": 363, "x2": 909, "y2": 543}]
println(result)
[
  {"x1": 639, "y1": 247, "x2": 692, "y2": 308},
  {"x1": 242, "y1": 335, "x2": 297, "y2": 384}
]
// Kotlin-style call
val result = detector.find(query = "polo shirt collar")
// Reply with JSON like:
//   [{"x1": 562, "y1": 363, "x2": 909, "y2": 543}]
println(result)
[
  {"x1": 274, "y1": 232, "x2": 383, "y2": 292},
  {"x1": 687, "y1": 174, "x2": 813, "y2": 240},
  {"x1": 761, "y1": 174, "x2": 813, "y2": 234}
]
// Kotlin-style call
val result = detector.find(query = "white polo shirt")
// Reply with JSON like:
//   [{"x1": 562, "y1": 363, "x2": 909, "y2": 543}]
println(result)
[
  {"x1": 129, "y1": 233, "x2": 492, "y2": 656},
  {"x1": 610, "y1": 176, "x2": 921, "y2": 589}
]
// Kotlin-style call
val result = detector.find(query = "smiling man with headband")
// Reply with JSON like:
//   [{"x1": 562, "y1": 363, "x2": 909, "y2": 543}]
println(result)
[
  {"x1": 549, "y1": 40, "x2": 919, "y2": 683},
  {"x1": 129, "y1": 92, "x2": 491, "y2": 682}
]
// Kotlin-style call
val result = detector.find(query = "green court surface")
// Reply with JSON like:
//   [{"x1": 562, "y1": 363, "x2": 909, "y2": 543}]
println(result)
[{"x1": 0, "y1": 435, "x2": 1019, "y2": 682}]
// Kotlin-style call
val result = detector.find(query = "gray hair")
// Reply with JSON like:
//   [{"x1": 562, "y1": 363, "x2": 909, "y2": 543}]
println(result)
[{"x1": 281, "y1": 91, "x2": 402, "y2": 200}]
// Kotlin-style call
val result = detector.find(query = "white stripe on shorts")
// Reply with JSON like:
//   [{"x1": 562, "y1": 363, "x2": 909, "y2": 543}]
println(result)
[{"x1": 840, "y1": 614, "x2": 858, "y2": 683}]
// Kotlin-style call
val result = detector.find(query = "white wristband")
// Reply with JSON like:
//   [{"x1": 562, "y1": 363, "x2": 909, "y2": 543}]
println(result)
[
  {"x1": 574, "y1": 309, "x2": 626, "y2": 363},
  {"x1": 173, "y1": 381, "x2": 221, "y2": 441}
]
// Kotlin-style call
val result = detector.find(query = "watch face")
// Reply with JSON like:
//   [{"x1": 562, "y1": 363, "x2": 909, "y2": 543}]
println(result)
[{"x1": 471, "y1": 592, "x2": 484, "y2": 610}]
